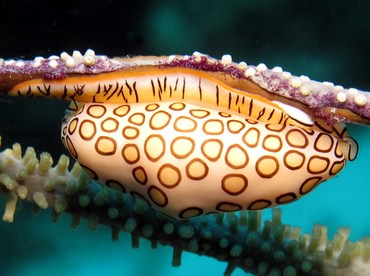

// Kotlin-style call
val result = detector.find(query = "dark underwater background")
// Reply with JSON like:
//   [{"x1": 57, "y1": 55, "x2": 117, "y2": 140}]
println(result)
[{"x1": 0, "y1": 0, "x2": 370, "y2": 275}]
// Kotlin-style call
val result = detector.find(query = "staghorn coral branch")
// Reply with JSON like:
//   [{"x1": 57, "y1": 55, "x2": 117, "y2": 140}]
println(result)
[{"x1": 0, "y1": 137, "x2": 370, "y2": 275}]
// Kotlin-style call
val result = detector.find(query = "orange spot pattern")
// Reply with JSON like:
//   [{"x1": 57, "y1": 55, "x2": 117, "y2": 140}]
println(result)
[{"x1": 61, "y1": 101, "x2": 352, "y2": 219}]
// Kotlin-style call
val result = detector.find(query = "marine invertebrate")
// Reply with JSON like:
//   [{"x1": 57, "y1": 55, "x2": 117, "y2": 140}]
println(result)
[
  {"x1": 0, "y1": 50, "x2": 364, "y2": 219},
  {"x1": 0, "y1": 50, "x2": 370, "y2": 275}
]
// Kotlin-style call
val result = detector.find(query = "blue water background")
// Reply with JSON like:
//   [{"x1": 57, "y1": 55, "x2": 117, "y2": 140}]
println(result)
[{"x1": 0, "y1": 0, "x2": 370, "y2": 275}]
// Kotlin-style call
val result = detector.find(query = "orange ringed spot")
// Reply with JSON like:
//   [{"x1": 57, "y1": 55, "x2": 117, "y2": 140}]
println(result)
[
  {"x1": 95, "y1": 136, "x2": 117, "y2": 155},
  {"x1": 216, "y1": 202, "x2": 242, "y2": 212},
  {"x1": 242, "y1": 127, "x2": 260, "y2": 148},
  {"x1": 132, "y1": 166, "x2": 148, "y2": 185},
  {"x1": 201, "y1": 139, "x2": 223, "y2": 162},
  {"x1": 122, "y1": 126, "x2": 139, "y2": 139},
  {"x1": 169, "y1": 102, "x2": 186, "y2": 111},
  {"x1": 189, "y1": 109, "x2": 210, "y2": 119},
  {"x1": 149, "y1": 111, "x2": 171, "y2": 130},
  {"x1": 221, "y1": 174, "x2": 248, "y2": 195},
  {"x1": 218, "y1": 112, "x2": 231, "y2": 118},
  {"x1": 170, "y1": 137, "x2": 195, "y2": 159},
  {"x1": 145, "y1": 103, "x2": 160, "y2": 111},
  {"x1": 66, "y1": 136, "x2": 78, "y2": 159},
  {"x1": 157, "y1": 164, "x2": 182, "y2": 188},
  {"x1": 256, "y1": 156, "x2": 279, "y2": 178},
  {"x1": 300, "y1": 177, "x2": 322, "y2": 194},
  {"x1": 225, "y1": 144, "x2": 249, "y2": 169},
  {"x1": 87, "y1": 104, "x2": 106, "y2": 118},
  {"x1": 248, "y1": 199, "x2": 271, "y2": 210},
  {"x1": 275, "y1": 193, "x2": 297, "y2": 204},
  {"x1": 227, "y1": 120, "x2": 245, "y2": 134},
  {"x1": 307, "y1": 156, "x2": 330, "y2": 174},
  {"x1": 113, "y1": 105, "x2": 130, "y2": 117},
  {"x1": 148, "y1": 186, "x2": 168, "y2": 207},
  {"x1": 174, "y1": 116, "x2": 197, "y2": 132},
  {"x1": 144, "y1": 134, "x2": 165, "y2": 161},
  {"x1": 329, "y1": 160, "x2": 345, "y2": 175},
  {"x1": 179, "y1": 207, "x2": 203, "y2": 219},
  {"x1": 68, "y1": 117, "x2": 78, "y2": 135},
  {"x1": 129, "y1": 113, "x2": 145, "y2": 126},
  {"x1": 101, "y1": 117, "x2": 119, "y2": 132},
  {"x1": 186, "y1": 158, "x2": 209, "y2": 180},
  {"x1": 203, "y1": 119, "x2": 224, "y2": 135},
  {"x1": 314, "y1": 133, "x2": 334, "y2": 153},
  {"x1": 283, "y1": 150, "x2": 305, "y2": 170},
  {"x1": 286, "y1": 129, "x2": 308, "y2": 148},
  {"x1": 262, "y1": 135, "x2": 283, "y2": 152},
  {"x1": 122, "y1": 144, "x2": 140, "y2": 164},
  {"x1": 79, "y1": 120, "x2": 97, "y2": 140}
]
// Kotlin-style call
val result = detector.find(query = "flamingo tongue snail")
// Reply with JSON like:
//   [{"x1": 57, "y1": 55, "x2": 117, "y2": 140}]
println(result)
[{"x1": 0, "y1": 50, "x2": 365, "y2": 219}]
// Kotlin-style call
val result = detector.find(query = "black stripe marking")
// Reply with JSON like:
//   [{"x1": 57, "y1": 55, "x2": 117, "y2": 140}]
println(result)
[
  {"x1": 103, "y1": 84, "x2": 112, "y2": 96},
  {"x1": 26, "y1": 86, "x2": 32, "y2": 96},
  {"x1": 158, "y1": 86, "x2": 162, "y2": 101},
  {"x1": 74, "y1": 84, "x2": 85, "y2": 96},
  {"x1": 106, "y1": 82, "x2": 119, "y2": 101},
  {"x1": 216, "y1": 85, "x2": 219, "y2": 106},
  {"x1": 62, "y1": 85, "x2": 68, "y2": 100},
  {"x1": 257, "y1": 108, "x2": 266, "y2": 120},
  {"x1": 157, "y1": 78, "x2": 163, "y2": 94},
  {"x1": 44, "y1": 84, "x2": 51, "y2": 96},
  {"x1": 198, "y1": 78, "x2": 202, "y2": 100},
  {"x1": 278, "y1": 112, "x2": 284, "y2": 124},
  {"x1": 133, "y1": 81, "x2": 139, "y2": 103},
  {"x1": 125, "y1": 81, "x2": 133, "y2": 96},
  {"x1": 93, "y1": 83, "x2": 101, "y2": 102},
  {"x1": 17, "y1": 86, "x2": 31, "y2": 97},
  {"x1": 117, "y1": 85, "x2": 127, "y2": 103},
  {"x1": 248, "y1": 99, "x2": 253, "y2": 117},
  {"x1": 182, "y1": 78, "x2": 186, "y2": 99},
  {"x1": 228, "y1": 92, "x2": 232, "y2": 110},
  {"x1": 150, "y1": 79, "x2": 156, "y2": 97},
  {"x1": 174, "y1": 77, "x2": 179, "y2": 91},
  {"x1": 267, "y1": 109, "x2": 275, "y2": 121},
  {"x1": 38, "y1": 84, "x2": 51, "y2": 96}
]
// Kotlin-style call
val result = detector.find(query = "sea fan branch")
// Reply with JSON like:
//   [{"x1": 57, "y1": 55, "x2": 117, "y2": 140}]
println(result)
[{"x1": 0, "y1": 137, "x2": 369, "y2": 275}]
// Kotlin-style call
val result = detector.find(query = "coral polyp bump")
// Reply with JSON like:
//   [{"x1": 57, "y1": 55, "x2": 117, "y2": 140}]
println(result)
[{"x1": 0, "y1": 49, "x2": 367, "y2": 219}]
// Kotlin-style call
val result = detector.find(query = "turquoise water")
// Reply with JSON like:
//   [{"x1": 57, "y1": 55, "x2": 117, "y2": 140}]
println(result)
[{"x1": 1, "y1": 0, "x2": 370, "y2": 275}]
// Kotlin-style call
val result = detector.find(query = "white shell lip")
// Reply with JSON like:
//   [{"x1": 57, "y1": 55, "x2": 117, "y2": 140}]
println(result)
[{"x1": 273, "y1": 101, "x2": 314, "y2": 125}]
